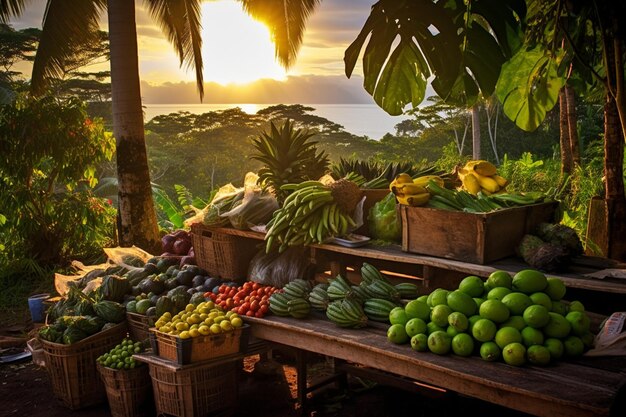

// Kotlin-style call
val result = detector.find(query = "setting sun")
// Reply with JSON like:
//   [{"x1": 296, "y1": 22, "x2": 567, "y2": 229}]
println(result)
[{"x1": 201, "y1": 0, "x2": 287, "y2": 85}]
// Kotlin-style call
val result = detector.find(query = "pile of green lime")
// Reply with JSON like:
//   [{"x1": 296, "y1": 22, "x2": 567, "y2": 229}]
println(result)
[
  {"x1": 97, "y1": 338, "x2": 145, "y2": 370},
  {"x1": 386, "y1": 269, "x2": 594, "y2": 366}
]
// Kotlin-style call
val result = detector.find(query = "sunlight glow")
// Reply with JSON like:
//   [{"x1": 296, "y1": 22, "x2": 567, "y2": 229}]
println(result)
[{"x1": 201, "y1": 1, "x2": 287, "y2": 85}]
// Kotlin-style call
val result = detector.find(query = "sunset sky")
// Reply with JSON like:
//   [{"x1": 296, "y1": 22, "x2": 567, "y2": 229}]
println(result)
[{"x1": 10, "y1": 0, "x2": 379, "y2": 104}]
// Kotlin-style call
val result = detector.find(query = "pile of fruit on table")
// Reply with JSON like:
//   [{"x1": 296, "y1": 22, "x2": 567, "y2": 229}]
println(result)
[
  {"x1": 385, "y1": 269, "x2": 593, "y2": 366},
  {"x1": 267, "y1": 263, "x2": 595, "y2": 367}
]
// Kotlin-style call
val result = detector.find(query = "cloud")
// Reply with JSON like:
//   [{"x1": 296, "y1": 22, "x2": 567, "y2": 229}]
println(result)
[
  {"x1": 6, "y1": 0, "x2": 378, "y2": 81},
  {"x1": 140, "y1": 74, "x2": 376, "y2": 105},
  {"x1": 7, "y1": 5, "x2": 44, "y2": 29}
]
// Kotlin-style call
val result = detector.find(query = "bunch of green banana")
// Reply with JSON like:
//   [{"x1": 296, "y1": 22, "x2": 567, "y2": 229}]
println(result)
[
  {"x1": 390, "y1": 173, "x2": 445, "y2": 207},
  {"x1": 265, "y1": 181, "x2": 357, "y2": 253},
  {"x1": 326, "y1": 299, "x2": 368, "y2": 328},
  {"x1": 268, "y1": 279, "x2": 313, "y2": 319},
  {"x1": 308, "y1": 283, "x2": 330, "y2": 310},
  {"x1": 286, "y1": 263, "x2": 419, "y2": 326},
  {"x1": 458, "y1": 160, "x2": 509, "y2": 196},
  {"x1": 426, "y1": 179, "x2": 547, "y2": 213}
]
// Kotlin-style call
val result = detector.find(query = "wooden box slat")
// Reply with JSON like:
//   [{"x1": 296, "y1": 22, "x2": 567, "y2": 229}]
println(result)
[{"x1": 400, "y1": 202, "x2": 559, "y2": 264}]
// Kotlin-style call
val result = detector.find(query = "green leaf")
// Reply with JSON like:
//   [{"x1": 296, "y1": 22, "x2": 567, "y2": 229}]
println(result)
[
  {"x1": 153, "y1": 188, "x2": 184, "y2": 229},
  {"x1": 496, "y1": 47, "x2": 565, "y2": 131},
  {"x1": 371, "y1": 40, "x2": 427, "y2": 115},
  {"x1": 346, "y1": 0, "x2": 525, "y2": 112},
  {"x1": 471, "y1": 0, "x2": 526, "y2": 58}
]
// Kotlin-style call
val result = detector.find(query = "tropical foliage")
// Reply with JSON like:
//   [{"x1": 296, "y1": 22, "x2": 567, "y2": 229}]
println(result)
[{"x1": 0, "y1": 95, "x2": 116, "y2": 267}]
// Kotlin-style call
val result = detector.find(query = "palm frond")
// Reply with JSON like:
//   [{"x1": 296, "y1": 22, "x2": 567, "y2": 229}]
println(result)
[
  {"x1": 145, "y1": 0, "x2": 204, "y2": 100},
  {"x1": 31, "y1": 0, "x2": 107, "y2": 95},
  {"x1": 153, "y1": 187, "x2": 185, "y2": 229},
  {"x1": 0, "y1": 0, "x2": 27, "y2": 23},
  {"x1": 240, "y1": 0, "x2": 320, "y2": 68}
]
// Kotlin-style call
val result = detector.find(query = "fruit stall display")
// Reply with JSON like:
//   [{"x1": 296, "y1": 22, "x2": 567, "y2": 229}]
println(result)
[{"x1": 35, "y1": 157, "x2": 600, "y2": 415}]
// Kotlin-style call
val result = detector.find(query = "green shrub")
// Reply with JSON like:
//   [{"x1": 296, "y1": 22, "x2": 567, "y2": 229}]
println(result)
[{"x1": 0, "y1": 95, "x2": 116, "y2": 268}]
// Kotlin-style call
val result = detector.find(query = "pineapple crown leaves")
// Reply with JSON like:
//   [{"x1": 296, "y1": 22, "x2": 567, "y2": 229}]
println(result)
[{"x1": 250, "y1": 119, "x2": 329, "y2": 187}]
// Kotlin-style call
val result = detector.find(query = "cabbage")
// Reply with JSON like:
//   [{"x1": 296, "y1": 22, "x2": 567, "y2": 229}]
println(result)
[{"x1": 368, "y1": 192, "x2": 402, "y2": 243}]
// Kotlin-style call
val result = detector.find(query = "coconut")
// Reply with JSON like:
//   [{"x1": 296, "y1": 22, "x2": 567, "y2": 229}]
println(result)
[
  {"x1": 328, "y1": 179, "x2": 363, "y2": 214},
  {"x1": 536, "y1": 222, "x2": 583, "y2": 256},
  {"x1": 516, "y1": 234, "x2": 545, "y2": 260},
  {"x1": 526, "y1": 243, "x2": 571, "y2": 272}
]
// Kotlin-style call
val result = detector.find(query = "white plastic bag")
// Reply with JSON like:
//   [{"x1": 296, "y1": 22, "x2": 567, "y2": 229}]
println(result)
[{"x1": 585, "y1": 312, "x2": 626, "y2": 356}]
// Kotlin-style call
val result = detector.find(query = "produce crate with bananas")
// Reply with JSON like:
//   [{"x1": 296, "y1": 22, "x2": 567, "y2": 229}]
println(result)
[{"x1": 391, "y1": 160, "x2": 550, "y2": 213}]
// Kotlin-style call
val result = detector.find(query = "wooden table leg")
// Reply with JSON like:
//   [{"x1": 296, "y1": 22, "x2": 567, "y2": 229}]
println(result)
[
  {"x1": 330, "y1": 260, "x2": 347, "y2": 279},
  {"x1": 295, "y1": 348, "x2": 308, "y2": 413}
]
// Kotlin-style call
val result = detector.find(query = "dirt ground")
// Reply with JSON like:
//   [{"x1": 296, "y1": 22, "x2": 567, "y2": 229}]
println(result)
[{"x1": 0, "y1": 322, "x2": 530, "y2": 417}]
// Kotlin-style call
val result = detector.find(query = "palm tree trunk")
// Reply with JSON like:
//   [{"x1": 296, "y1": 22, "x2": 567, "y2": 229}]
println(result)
[
  {"x1": 602, "y1": 32, "x2": 626, "y2": 261},
  {"x1": 558, "y1": 88, "x2": 573, "y2": 180},
  {"x1": 107, "y1": 0, "x2": 160, "y2": 253},
  {"x1": 471, "y1": 104, "x2": 480, "y2": 159},
  {"x1": 603, "y1": 94, "x2": 626, "y2": 261},
  {"x1": 565, "y1": 85, "x2": 581, "y2": 167}
]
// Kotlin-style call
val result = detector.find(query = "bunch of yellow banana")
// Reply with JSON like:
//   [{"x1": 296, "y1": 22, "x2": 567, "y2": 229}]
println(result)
[
  {"x1": 458, "y1": 160, "x2": 508, "y2": 196},
  {"x1": 390, "y1": 173, "x2": 444, "y2": 207}
]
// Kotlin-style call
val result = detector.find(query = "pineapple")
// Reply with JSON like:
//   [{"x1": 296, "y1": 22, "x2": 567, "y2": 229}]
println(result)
[
  {"x1": 328, "y1": 178, "x2": 363, "y2": 214},
  {"x1": 251, "y1": 119, "x2": 329, "y2": 205}
]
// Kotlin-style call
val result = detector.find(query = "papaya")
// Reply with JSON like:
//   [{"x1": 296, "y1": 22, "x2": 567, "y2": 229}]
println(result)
[
  {"x1": 135, "y1": 299, "x2": 152, "y2": 315},
  {"x1": 156, "y1": 296, "x2": 174, "y2": 317}
]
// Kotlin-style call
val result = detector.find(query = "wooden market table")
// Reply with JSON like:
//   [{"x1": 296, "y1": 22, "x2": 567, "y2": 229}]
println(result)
[
  {"x1": 245, "y1": 314, "x2": 626, "y2": 417},
  {"x1": 202, "y1": 226, "x2": 626, "y2": 298}
]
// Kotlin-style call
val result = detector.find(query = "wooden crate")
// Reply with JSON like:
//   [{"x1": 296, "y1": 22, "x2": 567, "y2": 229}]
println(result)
[
  {"x1": 399, "y1": 201, "x2": 559, "y2": 264},
  {"x1": 150, "y1": 325, "x2": 248, "y2": 365}
]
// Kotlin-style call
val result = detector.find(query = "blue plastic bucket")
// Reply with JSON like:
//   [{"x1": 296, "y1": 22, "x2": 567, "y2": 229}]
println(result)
[{"x1": 28, "y1": 293, "x2": 50, "y2": 323}]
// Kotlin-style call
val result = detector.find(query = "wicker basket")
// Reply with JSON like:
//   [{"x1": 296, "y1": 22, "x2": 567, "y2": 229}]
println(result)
[
  {"x1": 190, "y1": 224, "x2": 259, "y2": 281},
  {"x1": 126, "y1": 312, "x2": 155, "y2": 343},
  {"x1": 97, "y1": 363, "x2": 154, "y2": 417},
  {"x1": 148, "y1": 358, "x2": 238, "y2": 417},
  {"x1": 40, "y1": 322, "x2": 128, "y2": 410}
]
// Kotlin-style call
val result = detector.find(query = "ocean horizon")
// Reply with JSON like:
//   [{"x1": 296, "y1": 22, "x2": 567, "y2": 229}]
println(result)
[{"x1": 143, "y1": 103, "x2": 406, "y2": 140}]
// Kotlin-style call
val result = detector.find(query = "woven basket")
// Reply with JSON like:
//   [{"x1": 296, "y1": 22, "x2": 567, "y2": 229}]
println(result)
[
  {"x1": 148, "y1": 358, "x2": 238, "y2": 417},
  {"x1": 126, "y1": 312, "x2": 155, "y2": 343},
  {"x1": 190, "y1": 224, "x2": 259, "y2": 281},
  {"x1": 150, "y1": 325, "x2": 248, "y2": 365},
  {"x1": 97, "y1": 363, "x2": 154, "y2": 417},
  {"x1": 39, "y1": 322, "x2": 128, "y2": 410}
]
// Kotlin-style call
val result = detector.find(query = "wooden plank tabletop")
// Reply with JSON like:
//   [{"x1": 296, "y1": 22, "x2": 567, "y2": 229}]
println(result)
[
  {"x1": 198, "y1": 226, "x2": 626, "y2": 294},
  {"x1": 312, "y1": 243, "x2": 626, "y2": 294},
  {"x1": 244, "y1": 315, "x2": 626, "y2": 417}
]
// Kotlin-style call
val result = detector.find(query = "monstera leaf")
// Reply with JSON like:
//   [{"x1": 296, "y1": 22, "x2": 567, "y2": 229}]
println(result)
[
  {"x1": 496, "y1": 47, "x2": 565, "y2": 131},
  {"x1": 345, "y1": 0, "x2": 526, "y2": 114}
]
